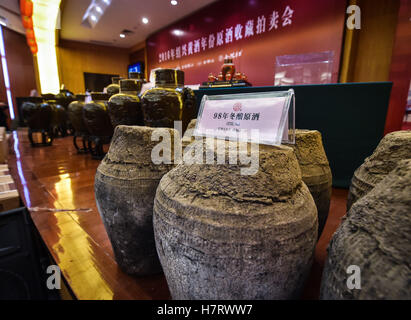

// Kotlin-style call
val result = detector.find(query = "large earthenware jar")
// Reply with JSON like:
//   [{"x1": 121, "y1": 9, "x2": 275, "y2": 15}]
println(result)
[
  {"x1": 107, "y1": 79, "x2": 144, "y2": 128},
  {"x1": 141, "y1": 69, "x2": 196, "y2": 131},
  {"x1": 347, "y1": 130, "x2": 411, "y2": 210},
  {"x1": 290, "y1": 129, "x2": 332, "y2": 237},
  {"x1": 22, "y1": 102, "x2": 53, "y2": 131},
  {"x1": 95, "y1": 125, "x2": 178, "y2": 275},
  {"x1": 320, "y1": 159, "x2": 411, "y2": 300},
  {"x1": 68, "y1": 96, "x2": 88, "y2": 136},
  {"x1": 106, "y1": 77, "x2": 123, "y2": 96},
  {"x1": 55, "y1": 88, "x2": 75, "y2": 110},
  {"x1": 83, "y1": 93, "x2": 114, "y2": 138},
  {"x1": 68, "y1": 96, "x2": 89, "y2": 151},
  {"x1": 129, "y1": 72, "x2": 144, "y2": 94},
  {"x1": 181, "y1": 118, "x2": 197, "y2": 151},
  {"x1": 50, "y1": 102, "x2": 69, "y2": 134},
  {"x1": 153, "y1": 140, "x2": 318, "y2": 299}
]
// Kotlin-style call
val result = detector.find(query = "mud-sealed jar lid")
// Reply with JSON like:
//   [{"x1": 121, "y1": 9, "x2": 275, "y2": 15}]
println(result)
[
  {"x1": 120, "y1": 79, "x2": 139, "y2": 92},
  {"x1": 91, "y1": 92, "x2": 111, "y2": 101},
  {"x1": 111, "y1": 77, "x2": 124, "y2": 85},
  {"x1": 129, "y1": 72, "x2": 144, "y2": 80},
  {"x1": 154, "y1": 69, "x2": 184, "y2": 86}
]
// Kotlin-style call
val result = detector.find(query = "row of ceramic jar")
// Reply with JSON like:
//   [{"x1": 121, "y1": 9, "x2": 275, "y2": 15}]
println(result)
[
  {"x1": 95, "y1": 125, "x2": 334, "y2": 299},
  {"x1": 95, "y1": 124, "x2": 411, "y2": 299},
  {"x1": 68, "y1": 69, "x2": 197, "y2": 143}
]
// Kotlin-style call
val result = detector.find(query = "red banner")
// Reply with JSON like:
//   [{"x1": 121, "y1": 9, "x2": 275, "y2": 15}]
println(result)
[{"x1": 146, "y1": 0, "x2": 346, "y2": 86}]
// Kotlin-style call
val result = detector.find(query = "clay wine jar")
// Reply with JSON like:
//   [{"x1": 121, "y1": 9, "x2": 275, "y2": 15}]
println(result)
[
  {"x1": 289, "y1": 129, "x2": 332, "y2": 237},
  {"x1": 107, "y1": 79, "x2": 144, "y2": 128},
  {"x1": 181, "y1": 118, "x2": 197, "y2": 151},
  {"x1": 106, "y1": 77, "x2": 123, "y2": 96},
  {"x1": 68, "y1": 96, "x2": 88, "y2": 136},
  {"x1": 347, "y1": 130, "x2": 411, "y2": 210},
  {"x1": 320, "y1": 159, "x2": 411, "y2": 300},
  {"x1": 22, "y1": 101, "x2": 53, "y2": 131},
  {"x1": 153, "y1": 139, "x2": 318, "y2": 299},
  {"x1": 83, "y1": 93, "x2": 114, "y2": 138},
  {"x1": 141, "y1": 69, "x2": 196, "y2": 132},
  {"x1": 129, "y1": 72, "x2": 144, "y2": 94},
  {"x1": 95, "y1": 125, "x2": 178, "y2": 275}
]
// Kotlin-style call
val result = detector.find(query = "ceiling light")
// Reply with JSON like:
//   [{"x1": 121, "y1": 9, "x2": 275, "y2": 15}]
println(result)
[
  {"x1": 119, "y1": 33, "x2": 125, "y2": 38},
  {"x1": 142, "y1": 17, "x2": 149, "y2": 24},
  {"x1": 82, "y1": 0, "x2": 112, "y2": 28},
  {"x1": 171, "y1": 0, "x2": 178, "y2": 5},
  {"x1": 173, "y1": 29, "x2": 184, "y2": 36}
]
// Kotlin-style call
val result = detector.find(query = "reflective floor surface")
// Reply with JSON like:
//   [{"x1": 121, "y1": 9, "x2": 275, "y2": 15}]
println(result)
[{"x1": 8, "y1": 128, "x2": 348, "y2": 300}]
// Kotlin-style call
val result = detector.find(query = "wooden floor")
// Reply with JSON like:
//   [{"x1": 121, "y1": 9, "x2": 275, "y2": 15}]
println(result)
[{"x1": 7, "y1": 128, "x2": 348, "y2": 300}]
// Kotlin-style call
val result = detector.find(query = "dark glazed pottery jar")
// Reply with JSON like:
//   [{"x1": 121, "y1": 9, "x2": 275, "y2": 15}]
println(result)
[
  {"x1": 141, "y1": 69, "x2": 196, "y2": 131},
  {"x1": 106, "y1": 77, "x2": 123, "y2": 96},
  {"x1": 83, "y1": 93, "x2": 113, "y2": 138},
  {"x1": 68, "y1": 97, "x2": 88, "y2": 136},
  {"x1": 68, "y1": 96, "x2": 89, "y2": 153},
  {"x1": 129, "y1": 72, "x2": 145, "y2": 94},
  {"x1": 107, "y1": 79, "x2": 144, "y2": 128},
  {"x1": 22, "y1": 102, "x2": 53, "y2": 131},
  {"x1": 83, "y1": 93, "x2": 114, "y2": 159},
  {"x1": 55, "y1": 89, "x2": 75, "y2": 110},
  {"x1": 22, "y1": 102, "x2": 54, "y2": 146}
]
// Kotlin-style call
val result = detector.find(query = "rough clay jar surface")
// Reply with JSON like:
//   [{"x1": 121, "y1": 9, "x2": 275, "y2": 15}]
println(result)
[
  {"x1": 141, "y1": 69, "x2": 196, "y2": 131},
  {"x1": 153, "y1": 140, "x2": 318, "y2": 299},
  {"x1": 181, "y1": 118, "x2": 197, "y2": 150},
  {"x1": 347, "y1": 130, "x2": 411, "y2": 210},
  {"x1": 68, "y1": 100, "x2": 88, "y2": 135},
  {"x1": 290, "y1": 129, "x2": 332, "y2": 237},
  {"x1": 95, "y1": 125, "x2": 177, "y2": 275},
  {"x1": 320, "y1": 159, "x2": 411, "y2": 300},
  {"x1": 107, "y1": 80, "x2": 144, "y2": 128}
]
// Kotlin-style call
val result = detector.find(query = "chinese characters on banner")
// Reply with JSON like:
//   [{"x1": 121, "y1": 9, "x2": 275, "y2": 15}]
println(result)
[
  {"x1": 147, "y1": 0, "x2": 346, "y2": 86},
  {"x1": 158, "y1": 5, "x2": 294, "y2": 64}
]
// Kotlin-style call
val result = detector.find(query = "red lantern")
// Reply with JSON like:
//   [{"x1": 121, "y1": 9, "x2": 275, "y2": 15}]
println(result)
[
  {"x1": 25, "y1": 28, "x2": 35, "y2": 40},
  {"x1": 30, "y1": 43, "x2": 38, "y2": 54},
  {"x1": 20, "y1": 0, "x2": 33, "y2": 17},
  {"x1": 22, "y1": 15, "x2": 33, "y2": 29},
  {"x1": 26, "y1": 37, "x2": 36, "y2": 47}
]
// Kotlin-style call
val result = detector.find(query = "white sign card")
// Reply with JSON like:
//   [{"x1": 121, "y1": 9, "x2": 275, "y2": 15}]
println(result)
[{"x1": 194, "y1": 89, "x2": 295, "y2": 146}]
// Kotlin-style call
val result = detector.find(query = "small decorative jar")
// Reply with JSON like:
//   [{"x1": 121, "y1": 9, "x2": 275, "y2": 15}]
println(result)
[{"x1": 221, "y1": 58, "x2": 235, "y2": 81}]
